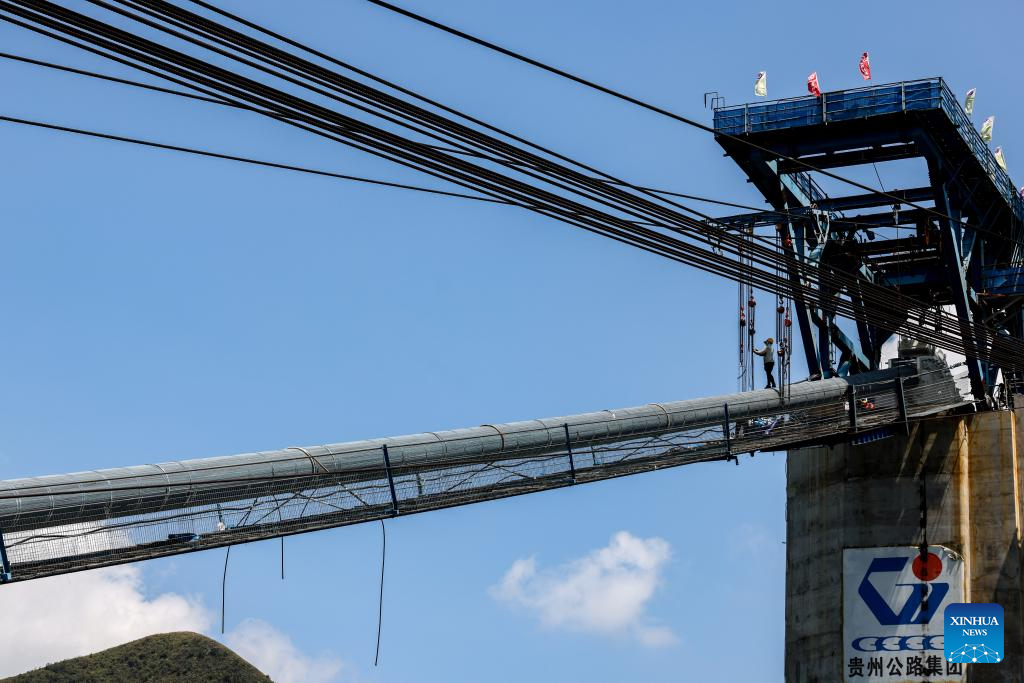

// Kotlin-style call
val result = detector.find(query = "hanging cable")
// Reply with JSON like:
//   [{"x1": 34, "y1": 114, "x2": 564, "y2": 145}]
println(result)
[
  {"x1": 374, "y1": 519, "x2": 386, "y2": 667},
  {"x1": 221, "y1": 545, "x2": 231, "y2": 634},
  {"x1": 737, "y1": 243, "x2": 747, "y2": 392}
]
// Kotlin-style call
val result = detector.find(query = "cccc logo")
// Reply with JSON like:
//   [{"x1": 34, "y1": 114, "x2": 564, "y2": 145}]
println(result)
[{"x1": 852, "y1": 635, "x2": 944, "y2": 652}]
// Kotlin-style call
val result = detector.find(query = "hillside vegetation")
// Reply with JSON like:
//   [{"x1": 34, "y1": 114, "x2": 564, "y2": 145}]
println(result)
[{"x1": 2, "y1": 632, "x2": 271, "y2": 682}]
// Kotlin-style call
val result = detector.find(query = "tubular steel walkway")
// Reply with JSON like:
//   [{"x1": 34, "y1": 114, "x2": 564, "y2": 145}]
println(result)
[{"x1": 0, "y1": 355, "x2": 966, "y2": 584}]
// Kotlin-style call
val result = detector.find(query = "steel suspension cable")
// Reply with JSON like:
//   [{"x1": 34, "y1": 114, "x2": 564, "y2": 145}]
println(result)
[
  {"x1": 102, "y1": 1, "x2": 1020, "y2": 351},
  {"x1": 0, "y1": 3, "x2": 995, "y2": 362},
  {"x1": 2, "y1": 0, "x2": 1020, "y2": 369},
  {"x1": 0, "y1": 50, "x2": 917, "y2": 238},
  {"x1": 362, "y1": 0, "x2": 1022, "y2": 247}
]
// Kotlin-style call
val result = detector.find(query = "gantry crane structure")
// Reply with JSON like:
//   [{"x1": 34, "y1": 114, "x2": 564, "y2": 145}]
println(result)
[{"x1": 713, "y1": 79, "x2": 1024, "y2": 401}]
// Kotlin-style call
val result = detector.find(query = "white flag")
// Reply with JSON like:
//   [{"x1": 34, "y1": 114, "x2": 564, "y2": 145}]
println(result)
[
  {"x1": 754, "y1": 71, "x2": 767, "y2": 97},
  {"x1": 964, "y1": 88, "x2": 976, "y2": 116},
  {"x1": 994, "y1": 147, "x2": 1007, "y2": 171},
  {"x1": 981, "y1": 115, "x2": 995, "y2": 142}
]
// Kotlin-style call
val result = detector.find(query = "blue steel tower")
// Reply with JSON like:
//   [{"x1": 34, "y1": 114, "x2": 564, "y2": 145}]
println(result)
[{"x1": 713, "y1": 78, "x2": 1024, "y2": 402}]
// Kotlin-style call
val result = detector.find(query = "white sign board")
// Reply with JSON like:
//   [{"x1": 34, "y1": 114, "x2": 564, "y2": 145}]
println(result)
[{"x1": 843, "y1": 546, "x2": 964, "y2": 681}]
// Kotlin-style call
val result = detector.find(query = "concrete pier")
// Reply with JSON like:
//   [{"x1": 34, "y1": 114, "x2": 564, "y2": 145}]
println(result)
[{"x1": 785, "y1": 408, "x2": 1024, "y2": 682}]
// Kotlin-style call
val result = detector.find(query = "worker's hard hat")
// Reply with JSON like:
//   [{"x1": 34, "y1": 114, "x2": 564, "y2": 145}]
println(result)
[{"x1": 765, "y1": 337, "x2": 774, "y2": 343}]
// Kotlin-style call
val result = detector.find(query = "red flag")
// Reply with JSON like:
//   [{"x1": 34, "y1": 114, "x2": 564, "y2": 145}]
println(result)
[
  {"x1": 859, "y1": 52, "x2": 871, "y2": 80},
  {"x1": 807, "y1": 72, "x2": 821, "y2": 97}
]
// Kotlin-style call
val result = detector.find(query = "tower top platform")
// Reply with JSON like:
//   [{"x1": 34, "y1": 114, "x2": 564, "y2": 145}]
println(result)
[{"x1": 713, "y1": 78, "x2": 1021, "y2": 254}]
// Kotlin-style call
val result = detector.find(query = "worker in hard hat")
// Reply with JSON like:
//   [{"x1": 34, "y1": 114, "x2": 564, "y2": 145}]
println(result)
[{"x1": 753, "y1": 337, "x2": 777, "y2": 389}]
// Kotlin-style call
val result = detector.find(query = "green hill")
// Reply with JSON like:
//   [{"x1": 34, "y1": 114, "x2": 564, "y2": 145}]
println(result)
[{"x1": 2, "y1": 632, "x2": 272, "y2": 683}]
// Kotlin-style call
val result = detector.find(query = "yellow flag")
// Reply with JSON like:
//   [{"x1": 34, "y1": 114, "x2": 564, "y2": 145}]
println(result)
[
  {"x1": 964, "y1": 88, "x2": 976, "y2": 116},
  {"x1": 994, "y1": 147, "x2": 1007, "y2": 171},
  {"x1": 981, "y1": 116, "x2": 994, "y2": 142},
  {"x1": 754, "y1": 71, "x2": 767, "y2": 97}
]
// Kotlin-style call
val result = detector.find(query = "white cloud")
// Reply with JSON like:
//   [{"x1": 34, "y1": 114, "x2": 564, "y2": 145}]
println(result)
[
  {"x1": 491, "y1": 531, "x2": 675, "y2": 647},
  {"x1": 226, "y1": 618, "x2": 344, "y2": 683},
  {"x1": 0, "y1": 565, "x2": 346, "y2": 682},
  {"x1": 635, "y1": 624, "x2": 677, "y2": 648},
  {"x1": 731, "y1": 522, "x2": 777, "y2": 555},
  {"x1": 0, "y1": 565, "x2": 213, "y2": 677}
]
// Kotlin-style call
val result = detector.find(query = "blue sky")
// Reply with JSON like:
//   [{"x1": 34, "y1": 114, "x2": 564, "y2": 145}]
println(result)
[{"x1": 0, "y1": 1, "x2": 1020, "y2": 681}]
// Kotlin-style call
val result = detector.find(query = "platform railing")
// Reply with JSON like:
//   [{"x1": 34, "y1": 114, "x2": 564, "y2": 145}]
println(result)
[
  {"x1": 711, "y1": 78, "x2": 943, "y2": 136},
  {"x1": 935, "y1": 82, "x2": 1023, "y2": 237}
]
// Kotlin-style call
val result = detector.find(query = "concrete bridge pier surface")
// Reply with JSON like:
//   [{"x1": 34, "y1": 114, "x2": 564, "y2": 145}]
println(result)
[{"x1": 786, "y1": 407, "x2": 1024, "y2": 682}]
